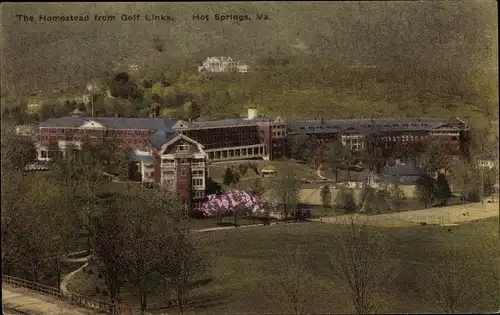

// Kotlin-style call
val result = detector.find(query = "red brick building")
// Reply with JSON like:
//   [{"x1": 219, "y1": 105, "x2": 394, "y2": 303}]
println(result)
[{"x1": 35, "y1": 112, "x2": 471, "y2": 210}]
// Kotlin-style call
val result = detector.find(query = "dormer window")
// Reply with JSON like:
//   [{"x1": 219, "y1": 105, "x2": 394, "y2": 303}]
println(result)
[{"x1": 176, "y1": 144, "x2": 189, "y2": 153}]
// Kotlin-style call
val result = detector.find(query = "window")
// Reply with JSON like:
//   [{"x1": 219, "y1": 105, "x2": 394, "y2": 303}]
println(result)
[
  {"x1": 192, "y1": 178, "x2": 203, "y2": 187},
  {"x1": 162, "y1": 159, "x2": 174, "y2": 165},
  {"x1": 193, "y1": 190, "x2": 205, "y2": 199},
  {"x1": 176, "y1": 144, "x2": 189, "y2": 153},
  {"x1": 41, "y1": 150, "x2": 48, "y2": 158},
  {"x1": 163, "y1": 170, "x2": 175, "y2": 177},
  {"x1": 193, "y1": 170, "x2": 204, "y2": 177},
  {"x1": 181, "y1": 169, "x2": 186, "y2": 177}
]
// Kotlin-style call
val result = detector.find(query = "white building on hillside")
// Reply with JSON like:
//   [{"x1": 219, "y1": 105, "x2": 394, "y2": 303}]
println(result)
[{"x1": 198, "y1": 56, "x2": 249, "y2": 73}]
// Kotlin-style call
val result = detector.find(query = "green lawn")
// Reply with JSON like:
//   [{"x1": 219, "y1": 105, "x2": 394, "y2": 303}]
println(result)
[
  {"x1": 69, "y1": 217, "x2": 500, "y2": 314},
  {"x1": 208, "y1": 160, "x2": 319, "y2": 183}
]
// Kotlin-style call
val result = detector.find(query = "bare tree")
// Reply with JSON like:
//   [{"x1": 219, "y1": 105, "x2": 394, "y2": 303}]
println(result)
[
  {"x1": 89, "y1": 192, "x2": 128, "y2": 304},
  {"x1": 121, "y1": 187, "x2": 178, "y2": 313},
  {"x1": 478, "y1": 227, "x2": 500, "y2": 312},
  {"x1": 326, "y1": 216, "x2": 398, "y2": 314},
  {"x1": 165, "y1": 224, "x2": 204, "y2": 315},
  {"x1": 427, "y1": 247, "x2": 477, "y2": 314},
  {"x1": 273, "y1": 247, "x2": 313, "y2": 315},
  {"x1": 272, "y1": 162, "x2": 300, "y2": 219}
]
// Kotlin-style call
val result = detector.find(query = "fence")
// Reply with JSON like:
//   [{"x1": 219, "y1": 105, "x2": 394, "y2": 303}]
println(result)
[{"x1": 2, "y1": 274, "x2": 156, "y2": 315}]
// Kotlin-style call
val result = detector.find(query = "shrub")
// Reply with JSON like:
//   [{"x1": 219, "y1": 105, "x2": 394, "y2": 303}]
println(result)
[
  {"x1": 102, "y1": 288, "x2": 109, "y2": 296},
  {"x1": 95, "y1": 286, "x2": 101, "y2": 294},
  {"x1": 250, "y1": 163, "x2": 259, "y2": 175},
  {"x1": 223, "y1": 167, "x2": 234, "y2": 186},
  {"x1": 373, "y1": 190, "x2": 390, "y2": 213},
  {"x1": 360, "y1": 186, "x2": 376, "y2": 213},
  {"x1": 466, "y1": 190, "x2": 481, "y2": 203},
  {"x1": 238, "y1": 163, "x2": 248, "y2": 176},
  {"x1": 335, "y1": 187, "x2": 357, "y2": 213}
]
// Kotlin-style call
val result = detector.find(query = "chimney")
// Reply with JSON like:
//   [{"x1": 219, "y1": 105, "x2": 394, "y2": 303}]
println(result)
[{"x1": 321, "y1": 117, "x2": 324, "y2": 124}]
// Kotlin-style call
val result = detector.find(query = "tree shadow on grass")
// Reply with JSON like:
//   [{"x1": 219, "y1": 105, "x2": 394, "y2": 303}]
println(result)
[
  {"x1": 188, "y1": 277, "x2": 213, "y2": 289},
  {"x1": 151, "y1": 292, "x2": 229, "y2": 312}
]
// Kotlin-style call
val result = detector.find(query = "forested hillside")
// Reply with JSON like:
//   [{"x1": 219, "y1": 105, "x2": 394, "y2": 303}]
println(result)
[{"x1": 1, "y1": 1, "x2": 497, "y2": 124}]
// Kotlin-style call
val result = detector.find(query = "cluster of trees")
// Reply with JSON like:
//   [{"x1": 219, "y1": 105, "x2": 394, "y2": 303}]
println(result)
[
  {"x1": 1, "y1": 126, "x2": 204, "y2": 314},
  {"x1": 286, "y1": 135, "x2": 384, "y2": 182},
  {"x1": 89, "y1": 188, "x2": 203, "y2": 313},
  {"x1": 222, "y1": 163, "x2": 259, "y2": 187}
]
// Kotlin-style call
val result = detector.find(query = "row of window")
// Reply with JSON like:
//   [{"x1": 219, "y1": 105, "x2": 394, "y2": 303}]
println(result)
[
  {"x1": 161, "y1": 170, "x2": 204, "y2": 177},
  {"x1": 297, "y1": 123, "x2": 435, "y2": 131},
  {"x1": 272, "y1": 131, "x2": 285, "y2": 137},
  {"x1": 208, "y1": 146, "x2": 265, "y2": 159},
  {"x1": 193, "y1": 190, "x2": 205, "y2": 199},
  {"x1": 42, "y1": 128, "x2": 150, "y2": 136},
  {"x1": 39, "y1": 135, "x2": 147, "y2": 146}
]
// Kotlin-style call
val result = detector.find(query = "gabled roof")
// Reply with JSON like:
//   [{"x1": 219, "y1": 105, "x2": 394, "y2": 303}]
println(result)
[
  {"x1": 159, "y1": 133, "x2": 204, "y2": 151},
  {"x1": 39, "y1": 117, "x2": 177, "y2": 131}
]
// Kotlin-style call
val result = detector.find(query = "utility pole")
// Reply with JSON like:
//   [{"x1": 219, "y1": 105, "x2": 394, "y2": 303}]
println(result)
[{"x1": 91, "y1": 93, "x2": 94, "y2": 117}]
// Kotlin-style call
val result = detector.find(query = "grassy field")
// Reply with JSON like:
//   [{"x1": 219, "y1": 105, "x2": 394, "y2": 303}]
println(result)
[
  {"x1": 69, "y1": 217, "x2": 500, "y2": 314},
  {"x1": 209, "y1": 160, "x2": 318, "y2": 182}
]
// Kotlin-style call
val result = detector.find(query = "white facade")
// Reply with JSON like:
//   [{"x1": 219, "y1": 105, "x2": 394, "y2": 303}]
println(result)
[
  {"x1": 198, "y1": 56, "x2": 249, "y2": 73},
  {"x1": 341, "y1": 134, "x2": 365, "y2": 151}
]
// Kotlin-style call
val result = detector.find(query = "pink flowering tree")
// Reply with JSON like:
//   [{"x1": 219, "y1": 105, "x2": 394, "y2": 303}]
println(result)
[{"x1": 200, "y1": 189, "x2": 266, "y2": 226}]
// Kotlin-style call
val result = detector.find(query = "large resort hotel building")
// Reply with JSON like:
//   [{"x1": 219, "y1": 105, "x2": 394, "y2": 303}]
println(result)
[{"x1": 35, "y1": 109, "x2": 470, "y2": 209}]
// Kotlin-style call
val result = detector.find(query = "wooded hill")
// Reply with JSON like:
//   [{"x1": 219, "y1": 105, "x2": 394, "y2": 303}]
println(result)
[{"x1": 1, "y1": 2, "x2": 497, "y2": 125}]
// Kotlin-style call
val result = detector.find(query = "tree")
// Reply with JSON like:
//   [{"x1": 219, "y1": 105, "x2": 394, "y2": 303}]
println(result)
[
  {"x1": 435, "y1": 173, "x2": 452, "y2": 206},
  {"x1": 479, "y1": 227, "x2": 500, "y2": 312},
  {"x1": 335, "y1": 187, "x2": 357, "y2": 213},
  {"x1": 89, "y1": 192, "x2": 128, "y2": 304},
  {"x1": 49, "y1": 142, "x2": 82, "y2": 196},
  {"x1": 428, "y1": 247, "x2": 477, "y2": 314},
  {"x1": 273, "y1": 163, "x2": 300, "y2": 219},
  {"x1": 326, "y1": 217, "x2": 398, "y2": 314},
  {"x1": 360, "y1": 186, "x2": 376, "y2": 213},
  {"x1": 200, "y1": 189, "x2": 265, "y2": 226},
  {"x1": 415, "y1": 175, "x2": 436, "y2": 208},
  {"x1": 273, "y1": 248, "x2": 313, "y2": 315},
  {"x1": 186, "y1": 100, "x2": 201, "y2": 120},
  {"x1": 250, "y1": 178, "x2": 265, "y2": 197},
  {"x1": 388, "y1": 184, "x2": 405, "y2": 211},
  {"x1": 164, "y1": 226, "x2": 204, "y2": 315},
  {"x1": 238, "y1": 163, "x2": 248, "y2": 176},
  {"x1": 422, "y1": 142, "x2": 451, "y2": 175},
  {"x1": 373, "y1": 190, "x2": 390, "y2": 213},
  {"x1": 1, "y1": 123, "x2": 37, "y2": 171},
  {"x1": 363, "y1": 133, "x2": 386, "y2": 174},
  {"x1": 323, "y1": 139, "x2": 349, "y2": 182},
  {"x1": 223, "y1": 167, "x2": 235, "y2": 186},
  {"x1": 121, "y1": 188, "x2": 180, "y2": 313},
  {"x1": 286, "y1": 135, "x2": 312, "y2": 163},
  {"x1": 320, "y1": 185, "x2": 332, "y2": 219},
  {"x1": 78, "y1": 136, "x2": 123, "y2": 253}
]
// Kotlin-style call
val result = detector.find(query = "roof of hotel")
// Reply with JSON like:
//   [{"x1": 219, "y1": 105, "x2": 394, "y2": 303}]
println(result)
[
  {"x1": 189, "y1": 116, "x2": 278, "y2": 128},
  {"x1": 149, "y1": 130, "x2": 181, "y2": 149},
  {"x1": 287, "y1": 118, "x2": 467, "y2": 134},
  {"x1": 39, "y1": 117, "x2": 177, "y2": 131}
]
